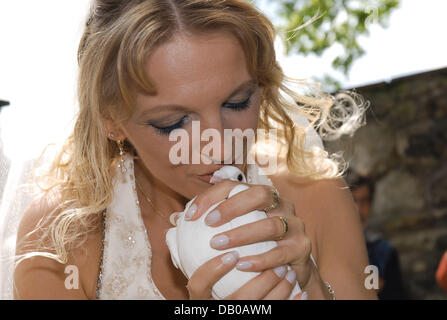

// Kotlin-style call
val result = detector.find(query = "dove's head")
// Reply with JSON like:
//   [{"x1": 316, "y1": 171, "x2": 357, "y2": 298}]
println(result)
[{"x1": 210, "y1": 166, "x2": 246, "y2": 184}]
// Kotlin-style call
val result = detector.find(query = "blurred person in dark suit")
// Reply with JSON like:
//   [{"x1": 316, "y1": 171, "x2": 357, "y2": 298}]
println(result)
[{"x1": 347, "y1": 171, "x2": 409, "y2": 299}]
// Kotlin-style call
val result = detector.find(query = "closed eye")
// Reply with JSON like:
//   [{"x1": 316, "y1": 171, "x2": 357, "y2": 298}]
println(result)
[
  {"x1": 223, "y1": 94, "x2": 252, "y2": 111},
  {"x1": 148, "y1": 91, "x2": 254, "y2": 136},
  {"x1": 149, "y1": 115, "x2": 190, "y2": 136}
]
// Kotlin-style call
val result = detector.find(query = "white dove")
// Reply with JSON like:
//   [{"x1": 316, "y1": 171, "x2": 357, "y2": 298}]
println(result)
[{"x1": 165, "y1": 165, "x2": 302, "y2": 299}]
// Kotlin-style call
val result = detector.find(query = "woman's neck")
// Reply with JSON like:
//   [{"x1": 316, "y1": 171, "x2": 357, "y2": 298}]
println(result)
[{"x1": 133, "y1": 158, "x2": 188, "y2": 221}]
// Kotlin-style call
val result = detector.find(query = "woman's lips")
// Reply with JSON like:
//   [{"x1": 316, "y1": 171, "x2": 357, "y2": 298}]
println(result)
[{"x1": 197, "y1": 174, "x2": 213, "y2": 183}]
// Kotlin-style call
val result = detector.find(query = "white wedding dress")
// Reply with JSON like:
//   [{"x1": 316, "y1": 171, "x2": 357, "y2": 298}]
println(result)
[{"x1": 95, "y1": 153, "x2": 166, "y2": 299}]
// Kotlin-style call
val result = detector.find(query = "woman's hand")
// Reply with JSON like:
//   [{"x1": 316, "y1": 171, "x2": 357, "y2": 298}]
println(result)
[
  {"x1": 187, "y1": 250, "x2": 302, "y2": 299},
  {"x1": 185, "y1": 179, "x2": 321, "y2": 299}
]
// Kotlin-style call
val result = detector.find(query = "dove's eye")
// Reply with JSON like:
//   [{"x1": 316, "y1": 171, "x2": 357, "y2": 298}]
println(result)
[{"x1": 237, "y1": 174, "x2": 243, "y2": 181}]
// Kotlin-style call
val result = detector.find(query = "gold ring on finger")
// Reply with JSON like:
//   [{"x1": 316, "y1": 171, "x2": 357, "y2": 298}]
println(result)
[
  {"x1": 263, "y1": 187, "x2": 279, "y2": 212},
  {"x1": 273, "y1": 216, "x2": 288, "y2": 241}
]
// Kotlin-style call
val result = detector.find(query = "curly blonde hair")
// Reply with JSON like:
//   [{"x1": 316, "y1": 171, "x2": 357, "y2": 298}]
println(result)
[{"x1": 15, "y1": 0, "x2": 368, "y2": 267}]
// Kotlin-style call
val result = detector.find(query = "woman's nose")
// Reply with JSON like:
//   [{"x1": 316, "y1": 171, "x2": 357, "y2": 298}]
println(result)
[{"x1": 195, "y1": 113, "x2": 235, "y2": 164}]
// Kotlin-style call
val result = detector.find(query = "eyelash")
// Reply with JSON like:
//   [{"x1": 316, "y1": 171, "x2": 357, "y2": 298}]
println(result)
[{"x1": 149, "y1": 95, "x2": 252, "y2": 136}]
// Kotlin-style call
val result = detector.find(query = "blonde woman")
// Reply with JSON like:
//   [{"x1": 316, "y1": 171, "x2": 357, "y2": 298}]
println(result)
[{"x1": 12, "y1": 0, "x2": 376, "y2": 300}]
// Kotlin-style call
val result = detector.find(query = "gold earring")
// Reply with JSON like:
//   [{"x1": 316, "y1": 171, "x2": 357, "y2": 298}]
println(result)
[{"x1": 116, "y1": 139, "x2": 127, "y2": 175}]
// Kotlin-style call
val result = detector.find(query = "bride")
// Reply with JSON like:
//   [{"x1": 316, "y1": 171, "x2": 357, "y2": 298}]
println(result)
[{"x1": 6, "y1": 0, "x2": 375, "y2": 300}]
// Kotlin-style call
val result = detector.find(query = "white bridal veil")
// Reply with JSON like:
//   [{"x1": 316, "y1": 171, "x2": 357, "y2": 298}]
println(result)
[
  {"x1": 0, "y1": 0, "x2": 91, "y2": 299},
  {"x1": 0, "y1": 141, "x2": 51, "y2": 299}
]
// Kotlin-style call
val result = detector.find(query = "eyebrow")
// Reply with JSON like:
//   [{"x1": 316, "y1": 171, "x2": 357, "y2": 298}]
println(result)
[{"x1": 138, "y1": 78, "x2": 257, "y2": 117}]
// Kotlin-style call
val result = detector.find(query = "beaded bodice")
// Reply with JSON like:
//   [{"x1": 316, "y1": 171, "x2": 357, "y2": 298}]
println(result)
[{"x1": 96, "y1": 154, "x2": 166, "y2": 299}]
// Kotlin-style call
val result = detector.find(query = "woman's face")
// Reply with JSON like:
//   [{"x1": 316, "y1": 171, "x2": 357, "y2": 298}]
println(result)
[{"x1": 117, "y1": 30, "x2": 261, "y2": 200}]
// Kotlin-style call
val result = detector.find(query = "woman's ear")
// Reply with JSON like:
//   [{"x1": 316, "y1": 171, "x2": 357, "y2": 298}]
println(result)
[{"x1": 103, "y1": 116, "x2": 126, "y2": 141}]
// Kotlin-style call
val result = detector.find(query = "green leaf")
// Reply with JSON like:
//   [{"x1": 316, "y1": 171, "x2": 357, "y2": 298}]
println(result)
[{"x1": 252, "y1": 0, "x2": 401, "y2": 87}]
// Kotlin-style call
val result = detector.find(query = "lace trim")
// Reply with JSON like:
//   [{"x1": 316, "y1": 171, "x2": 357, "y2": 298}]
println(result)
[
  {"x1": 95, "y1": 209, "x2": 106, "y2": 299},
  {"x1": 94, "y1": 155, "x2": 166, "y2": 299},
  {"x1": 127, "y1": 157, "x2": 166, "y2": 299}
]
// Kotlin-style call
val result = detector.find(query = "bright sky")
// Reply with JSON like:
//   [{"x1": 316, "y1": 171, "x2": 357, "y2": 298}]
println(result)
[{"x1": 1, "y1": 0, "x2": 446, "y2": 161}]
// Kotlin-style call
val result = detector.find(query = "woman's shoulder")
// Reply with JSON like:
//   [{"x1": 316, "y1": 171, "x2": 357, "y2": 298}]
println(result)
[
  {"x1": 269, "y1": 157, "x2": 355, "y2": 229},
  {"x1": 267, "y1": 159, "x2": 356, "y2": 262},
  {"x1": 16, "y1": 188, "x2": 64, "y2": 247},
  {"x1": 15, "y1": 188, "x2": 103, "y2": 299},
  {"x1": 266, "y1": 156, "x2": 350, "y2": 203},
  {"x1": 271, "y1": 168, "x2": 353, "y2": 231}
]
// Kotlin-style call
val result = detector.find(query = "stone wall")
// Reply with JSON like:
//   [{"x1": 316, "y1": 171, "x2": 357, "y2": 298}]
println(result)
[{"x1": 325, "y1": 67, "x2": 447, "y2": 299}]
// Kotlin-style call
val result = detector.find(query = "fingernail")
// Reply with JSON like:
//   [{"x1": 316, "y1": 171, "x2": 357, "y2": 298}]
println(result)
[
  {"x1": 205, "y1": 209, "x2": 221, "y2": 225},
  {"x1": 285, "y1": 270, "x2": 296, "y2": 284},
  {"x1": 210, "y1": 234, "x2": 229, "y2": 249},
  {"x1": 221, "y1": 251, "x2": 239, "y2": 265},
  {"x1": 185, "y1": 203, "x2": 197, "y2": 220},
  {"x1": 236, "y1": 261, "x2": 252, "y2": 270},
  {"x1": 301, "y1": 291, "x2": 308, "y2": 300},
  {"x1": 273, "y1": 265, "x2": 287, "y2": 278}
]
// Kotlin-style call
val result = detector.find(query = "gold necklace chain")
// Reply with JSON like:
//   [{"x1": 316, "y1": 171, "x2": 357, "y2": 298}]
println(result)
[{"x1": 135, "y1": 178, "x2": 175, "y2": 226}]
